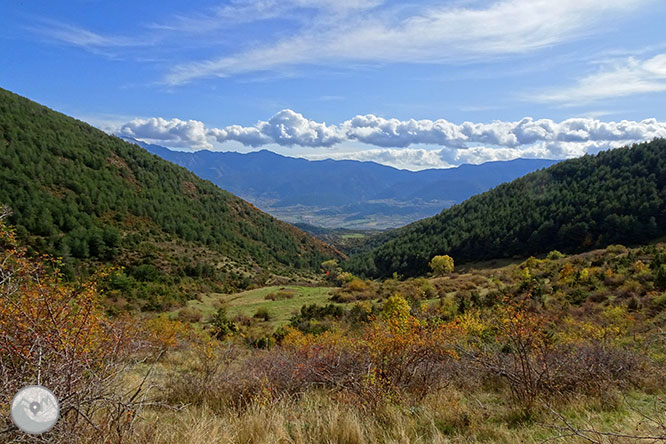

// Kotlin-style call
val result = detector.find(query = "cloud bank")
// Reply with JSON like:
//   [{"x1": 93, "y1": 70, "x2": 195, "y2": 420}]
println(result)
[
  {"x1": 119, "y1": 110, "x2": 666, "y2": 149},
  {"x1": 118, "y1": 117, "x2": 212, "y2": 149},
  {"x1": 117, "y1": 111, "x2": 666, "y2": 169}
]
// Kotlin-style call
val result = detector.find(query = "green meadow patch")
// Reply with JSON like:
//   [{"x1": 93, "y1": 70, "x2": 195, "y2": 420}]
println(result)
[{"x1": 180, "y1": 286, "x2": 339, "y2": 326}]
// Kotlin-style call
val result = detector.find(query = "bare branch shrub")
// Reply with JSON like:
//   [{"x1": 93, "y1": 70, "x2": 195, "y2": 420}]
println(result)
[{"x1": 0, "y1": 216, "x2": 161, "y2": 443}]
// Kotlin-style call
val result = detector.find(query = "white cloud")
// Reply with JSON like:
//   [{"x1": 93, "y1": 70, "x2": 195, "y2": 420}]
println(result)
[
  {"x1": 202, "y1": 111, "x2": 666, "y2": 149},
  {"x1": 118, "y1": 117, "x2": 212, "y2": 149},
  {"x1": 305, "y1": 148, "x2": 451, "y2": 170},
  {"x1": 114, "y1": 111, "x2": 666, "y2": 169},
  {"x1": 150, "y1": 0, "x2": 382, "y2": 34},
  {"x1": 209, "y1": 110, "x2": 343, "y2": 147},
  {"x1": 535, "y1": 52, "x2": 666, "y2": 104},
  {"x1": 165, "y1": 0, "x2": 648, "y2": 84}
]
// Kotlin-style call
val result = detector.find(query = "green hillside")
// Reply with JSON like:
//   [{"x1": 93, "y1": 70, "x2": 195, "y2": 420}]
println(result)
[
  {"x1": 347, "y1": 139, "x2": 666, "y2": 277},
  {"x1": 0, "y1": 88, "x2": 339, "y2": 307}
]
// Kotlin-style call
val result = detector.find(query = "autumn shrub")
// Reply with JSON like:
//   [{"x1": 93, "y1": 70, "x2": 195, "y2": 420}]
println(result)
[
  {"x1": 280, "y1": 296, "x2": 456, "y2": 401},
  {"x1": 345, "y1": 278, "x2": 369, "y2": 292},
  {"x1": 606, "y1": 244, "x2": 628, "y2": 255},
  {"x1": 346, "y1": 301, "x2": 375, "y2": 325},
  {"x1": 277, "y1": 320, "x2": 456, "y2": 404},
  {"x1": 329, "y1": 292, "x2": 356, "y2": 303},
  {"x1": 603, "y1": 270, "x2": 625, "y2": 288},
  {"x1": 209, "y1": 307, "x2": 239, "y2": 339},
  {"x1": 233, "y1": 313, "x2": 253, "y2": 326},
  {"x1": 264, "y1": 289, "x2": 295, "y2": 301},
  {"x1": 331, "y1": 278, "x2": 375, "y2": 302},
  {"x1": 377, "y1": 277, "x2": 400, "y2": 299},
  {"x1": 253, "y1": 308, "x2": 271, "y2": 321},
  {"x1": 275, "y1": 289, "x2": 296, "y2": 299},
  {"x1": 143, "y1": 314, "x2": 192, "y2": 349},
  {"x1": 434, "y1": 278, "x2": 471, "y2": 296},
  {"x1": 165, "y1": 339, "x2": 360, "y2": 410},
  {"x1": 0, "y1": 214, "x2": 155, "y2": 443},
  {"x1": 178, "y1": 306, "x2": 203, "y2": 322},
  {"x1": 164, "y1": 296, "x2": 459, "y2": 410},
  {"x1": 615, "y1": 279, "x2": 643, "y2": 299},
  {"x1": 547, "y1": 250, "x2": 565, "y2": 260},
  {"x1": 429, "y1": 255, "x2": 454, "y2": 276},
  {"x1": 289, "y1": 303, "x2": 344, "y2": 334},
  {"x1": 566, "y1": 288, "x2": 589, "y2": 305},
  {"x1": 587, "y1": 289, "x2": 609, "y2": 303},
  {"x1": 480, "y1": 289, "x2": 504, "y2": 308},
  {"x1": 393, "y1": 277, "x2": 437, "y2": 303},
  {"x1": 458, "y1": 295, "x2": 645, "y2": 407}
]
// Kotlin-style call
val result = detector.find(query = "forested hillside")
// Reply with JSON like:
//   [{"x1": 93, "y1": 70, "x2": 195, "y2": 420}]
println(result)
[
  {"x1": 0, "y1": 88, "x2": 338, "y2": 306},
  {"x1": 347, "y1": 139, "x2": 666, "y2": 277}
]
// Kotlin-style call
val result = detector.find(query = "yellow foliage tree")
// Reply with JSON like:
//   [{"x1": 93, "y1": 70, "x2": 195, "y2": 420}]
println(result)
[
  {"x1": 381, "y1": 294, "x2": 411, "y2": 323},
  {"x1": 429, "y1": 255, "x2": 454, "y2": 276}
]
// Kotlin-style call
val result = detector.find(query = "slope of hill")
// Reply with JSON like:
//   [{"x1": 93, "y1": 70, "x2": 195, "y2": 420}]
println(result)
[
  {"x1": 0, "y1": 88, "x2": 339, "y2": 304},
  {"x1": 347, "y1": 139, "x2": 666, "y2": 277},
  {"x1": 134, "y1": 140, "x2": 557, "y2": 229}
]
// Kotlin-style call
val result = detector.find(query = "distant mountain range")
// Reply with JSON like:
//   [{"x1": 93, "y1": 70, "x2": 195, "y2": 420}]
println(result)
[{"x1": 129, "y1": 139, "x2": 558, "y2": 229}]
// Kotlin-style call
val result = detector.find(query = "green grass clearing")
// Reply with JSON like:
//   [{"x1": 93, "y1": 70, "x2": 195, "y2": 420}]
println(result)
[
  {"x1": 180, "y1": 286, "x2": 338, "y2": 326},
  {"x1": 340, "y1": 233, "x2": 366, "y2": 240}
]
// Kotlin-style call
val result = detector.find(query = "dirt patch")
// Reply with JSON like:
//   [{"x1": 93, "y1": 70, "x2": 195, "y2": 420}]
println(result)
[
  {"x1": 181, "y1": 181, "x2": 198, "y2": 198},
  {"x1": 107, "y1": 153, "x2": 139, "y2": 189}
]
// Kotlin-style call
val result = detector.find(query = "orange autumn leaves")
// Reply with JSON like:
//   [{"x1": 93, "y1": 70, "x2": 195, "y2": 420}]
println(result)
[
  {"x1": 0, "y1": 215, "x2": 189, "y2": 441},
  {"x1": 279, "y1": 294, "x2": 459, "y2": 402},
  {"x1": 0, "y1": 216, "x2": 187, "y2": 387},
  {"x1": 0, "y1": 218, "x2": 122, "y2": 386},
  {"x1": 278, "y1": 289, "x2": 640, "y2": 407}
]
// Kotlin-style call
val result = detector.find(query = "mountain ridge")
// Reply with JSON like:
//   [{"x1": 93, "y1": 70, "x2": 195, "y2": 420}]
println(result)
[{"x1": 129, "y1": 139, "x2": 558, "y2": 229}]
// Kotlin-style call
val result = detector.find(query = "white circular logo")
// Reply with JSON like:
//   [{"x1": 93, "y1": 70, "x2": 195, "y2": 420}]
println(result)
[{"x1": 10, "y1": 386, "x2": 59, "y2": 434}]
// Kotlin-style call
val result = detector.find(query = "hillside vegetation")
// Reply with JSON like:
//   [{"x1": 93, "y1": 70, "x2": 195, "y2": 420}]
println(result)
[
  {"x1": 348, "y1": 139, "x2": 666, "y2": 277},
  {"x1": 0, "y1": 88, "x2": 338, "y2": 308}
]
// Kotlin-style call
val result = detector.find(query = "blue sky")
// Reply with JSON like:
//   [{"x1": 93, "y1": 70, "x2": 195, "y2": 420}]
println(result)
[{"x1": 2, "y1": 0, "x2": 666, "y2": 169}]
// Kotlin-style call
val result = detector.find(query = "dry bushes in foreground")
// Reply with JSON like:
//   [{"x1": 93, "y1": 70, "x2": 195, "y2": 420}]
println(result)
[
  {"x1": 164, "y1": 290, "x2": 657, "y2": 417},
  {"x1": 455, "y1": 294, "x2": 657, "y2": 407},
  {"x1": 165, "y1": 299, "x2": 458, "y2": 410},
  {"x1": 0, "y1": 213, "x2": 168, "y2": 443}
]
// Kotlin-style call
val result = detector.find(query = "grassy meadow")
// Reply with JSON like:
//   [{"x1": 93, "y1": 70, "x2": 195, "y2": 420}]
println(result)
[{"x1": 177, "y1": 285, "x2": 338, "y2": 327}]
